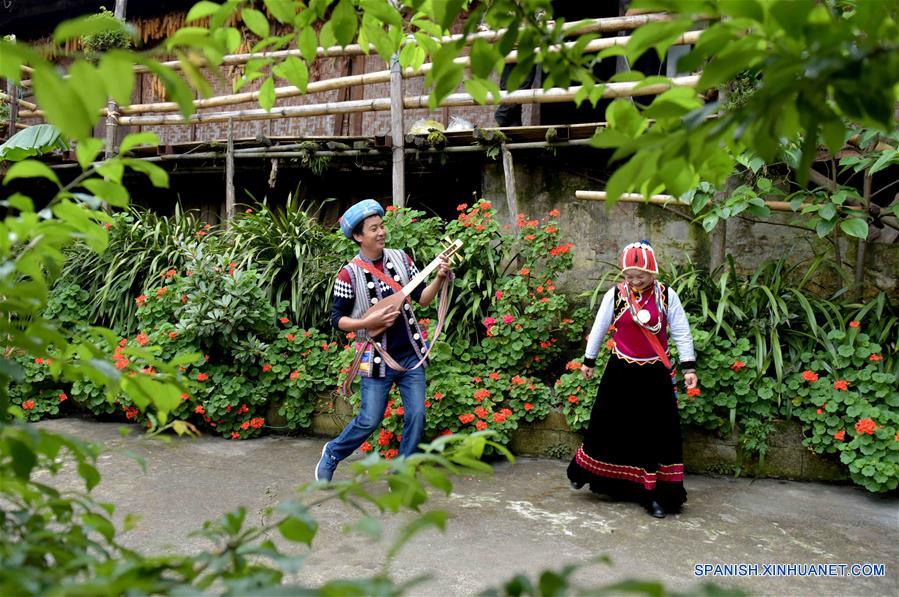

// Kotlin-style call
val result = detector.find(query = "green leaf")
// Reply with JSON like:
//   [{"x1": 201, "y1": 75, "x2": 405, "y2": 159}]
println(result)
[
  {"x1": 770, "y1": 0, "x2": 814, "y2": 36},
  {"x1": 98, "y1": 51, "x2": 136, "y2": 105},
  {"x1": 241, "y1": 8, "x2": 270, "y2": 38},
  {"x1": 432, "y1": 0, "x2": 465, "y2": 31},
  {"x1": 8, "y1": 438, "x2": 37, "y2": 478},
  {"x1": 359, "y1": 0, "x2": 403, "y2": 27},
  {"x1": 278, "y1": 514, "x2": 318, "y2": 545},
  {"x1": 273, "y1": 56, "x2": 309, "y2": 92},
  {"x1": 264, "y1": 0, "x2": 297, "y2": 24},
  {"x1": 31, "y1": 68, "x2": 93, "y2": 141},
  {"x1": 122, "y1": 158, "x2": 170, "y2": 188},
  {"x1": 119, "y1": 132, "x2": 160, "y2": 155},
  {"x1": 0, "y1": 124, "x2": 69, "y2": 162},
  {"x1": 839, "y1": 218, "x2": 868, "y2": 239},
  {"x1": 298, "y1": 26, "x2": 318, "y2": 63},
  {"x1": 625, "y1": 18, "x2": 693, "y2": 63},
  {"x1": 469, "y1": 39, "x2": 500, "y2": 79},
  {"x1": 331, "y1": 0, "x2": 358, "y2": 47},
  {"x1": 606, "y1": 99, "x2": 645, "y2": 138},
  {"x1": 186, "y1": 1, "x2": 222, "y2": 22},
  {"x1": 3, "y1": 160, "x2": 61, "y2": 186},
  {"x1": 78, "y1": 460, "x2": 101, "y2": 491},
  {"x1": 258, "y1": 77, "x2": 276, "y2": 111},
  {"x1": 82, "y1": 178, "x2": 129, "y2": 207}
]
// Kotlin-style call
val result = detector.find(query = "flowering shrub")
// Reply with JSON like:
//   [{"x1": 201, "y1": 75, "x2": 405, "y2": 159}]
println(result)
[
  {"x1": 790, "y1": 329, "x2": 898, "y2": 492},
  {"x1": 555, "y1": 359, "x2": 603, "y2": 431}
]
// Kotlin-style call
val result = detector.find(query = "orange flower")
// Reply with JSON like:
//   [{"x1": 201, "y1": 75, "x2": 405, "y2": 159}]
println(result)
[
  {"x1": 197, "y1": 373, "x2": 209, "y2": 382},
  {"x1": 801, "y1": 370, "x2": 819, "y2": 382},
  {"x1": 135, "y1": 332, "x2": 149, "y2": 346},
  {"x1": 730, "y1": 361, "x2": 746, "y2": 372},
  {"x1": 22, "y1": 399, "x2": 35, "y2": 410},
  {"x1": 833, "y1": 380, "x2": 849, "y2": 391},
  {"x1": 493, "y1": 412, "x2": 507, "y2": 423},
  {"x1": 475, "y1": 420, "x2": 488, "y2": 431},
  {"x1": 519, "y1": 267, "x2": 530, "y2": 276},
  {"x1": 385, "y1": 205, "x2": 397, "y2": 212},
  {"x1": 834, "y1": 430, "x2": 845, "y2": 441},
  {"x1": 156, "y1": 286, "x2": 167, "y2": 297},
  {"x1": 686, "y1": 387, "x2": 701, "y2": 397},
  {"x1": 849, "y1": 320, "x2": 860, "y2": 328},
  {"x1": 456, "y1": 203, "x2": 468, "y2": 212},
  {"x1": 459, "y1": 413, "x2": 475, "y2": 424},
  {"x1": 241, "y1": 420, "x2": 250, "y2": 430},
  {"x1": 479, "y1": 201, "x2": 492, "y2": 210},
  {"x1": 511, "y1": 375, "x2": 525, "y2": 385},
  {"x1": 566, "y1": 360, "x2": 581, "y2": 371},
  {"x1": 262, "y1": 364, "x2": 272, "y2": 372},
  {"x1": 567, "y1": 395, "x2": 578, "y2": 403},
  {"x1": 245, "y1": 208, "x2": 253, "y2": 214},
  {"x1": 854, "y1": 418, "x2": 877, "y2": 435},
  {"x1": 361, "y1": 441, "x2": 374, "y2": 452},
  {"x1": 250, "y1": 417, "x2": 264, "y2": 429},
  {"x1": 34, "y1": 357, "x2": 44, "y2": 365},
  {"x1": 181, "y1": 294, "x2": 189, "y2": 303},
  {"x1": 289, "y1": 370, "x2": 300, "y2": 380},
  {"x1": 279, "y1": 317, "x2": 290, "y2": 324},
  {"x1": 545, "y1": 226, "x2": 557, "y2": 234},
  {"x1": 58, "y1": 392, "x2": 68, "y2": 402},
  {"x1": 169, "y1": 331, "x2": 178, "y2": 340},
  {"x1": 286, "y1": 333, "x2": 295, "y2": 341},
  {"x1": 474, "y1": 406, "x2": 489, "y2": 419},
  {"x1": 194, "y1": 405, "x2": 205, "y2": 415},
  {"x1": 524, "y1": 402, "x2": 534, "y2": 411},
  {"x1": 548, "y1": 209, "x2": 560, "y2": 217},
  {"x1": 472, "y1": 376, "x2": 482, "y2": 383},
  {"x1": 489, "y1": 372, "x2": 500, "y2": 380},
  {"x1": 473, "y1": 389, "x2": 491, "y2": 402},
  {"x1": 869, "y1": 353, "x2": 883, "y2": 362},
  {"x1": 180, "y1": 393, "x2": 189, "y2": 401},
  {"x1": 135, "y1": 294, "x2": 147, "y2": 306},
  {"x1": 231, "y1": 432, "x2": 241, "y2": 439},
  {"x1": 524, "y1": 234, "x2": 536, "y2": 241},
  {"x1": 606, "y1": 339, "x2": 615, "y2": 350},
  {"x1": 434, "y1": 392, "x2": 444, "y2": 400}
]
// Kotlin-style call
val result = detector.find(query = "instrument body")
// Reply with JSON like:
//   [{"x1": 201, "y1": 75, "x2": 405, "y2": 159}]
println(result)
[{"x1": 363, "y1": 240, "x2": 463, "y2": 337}]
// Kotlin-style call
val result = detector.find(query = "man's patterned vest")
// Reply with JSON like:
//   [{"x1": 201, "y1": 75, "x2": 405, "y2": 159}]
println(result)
[{"x1": 344, "y1": 248, "x2": 429, "y2": 377}]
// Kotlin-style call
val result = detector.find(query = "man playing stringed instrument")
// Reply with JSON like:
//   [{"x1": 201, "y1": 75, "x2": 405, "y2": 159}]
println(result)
[{"x1": 315, "y1": 199, "x2": 452, "y2": 482}]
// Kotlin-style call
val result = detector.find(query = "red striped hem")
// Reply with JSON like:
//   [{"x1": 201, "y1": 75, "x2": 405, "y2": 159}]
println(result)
[{"x1": 574, "y1": 446, "x2": 684, "y2": 489}]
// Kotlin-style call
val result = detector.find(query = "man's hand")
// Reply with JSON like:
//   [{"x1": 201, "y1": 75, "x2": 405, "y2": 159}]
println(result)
[
  {"x1": 581, "y1": 365, "x2": 594, "y2": 380},
  {"x1": 436, "y1": 257, "x2": 451, "y2": 281},
  {"x1": 366, "y1": 306, "x2": 399, "y2": 329}
]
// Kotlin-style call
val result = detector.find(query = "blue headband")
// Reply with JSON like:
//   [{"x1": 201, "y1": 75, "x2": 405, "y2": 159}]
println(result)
[{"x1": 339, "y1": 199, "x2": 385, "y2": 239}]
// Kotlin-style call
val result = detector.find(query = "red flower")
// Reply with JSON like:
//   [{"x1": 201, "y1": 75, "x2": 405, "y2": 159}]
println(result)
[
  {"x1": 849, "y1": 320, "x2": 860, "y2": 328},
  {"x1": 135, "y1": 294, "x2": 147, "y2": 306},
  {"x1": 434, "y1": 392, "x2": 444, "y2": 400},
  {"x1": 474, "y1": 406, "x2": 489, "y2": 419},
  {"x1": 545, "y1": 226, "x2": 557, "y2": 234},
  {"x1": 231, "y1": 431, "x2": 241, "y2": 439},
  {"x1": 479, "y1": 201, "x2": 492, "y2": 210},
  {"x1": 489, "y1": 372, "x2": 500, "y2": 381},
  {"x1": 459, "y1": 413, "x2": 476, "y2": 424},
  {"x1": 361, "y1": 441, "x2": 374, "y2": 453},
  {"x1": 169, "y1": 331, "x2": 178, "y2": 340},
  {"x1": 502, "y1": 408, "x2": 512, "y2": 416},
  {"x1": 194, "y1": 405, "x2": 205, "y2": 415},
  {"x1": 730, "y1": 361, "x2": 746, "y2": 372},
  {"x1": 197, "y1": 373, "x2": 209, "y2": 382},
  {"x1": 524, "y1": 234, "x2": 536, "y2": 241},
  {"x1": 605, "y1": 339, "x2": 615, "y2": 350},
  {"x1": 456, "y1": 203, "x2": 468, "y2": 212},
  {"x1": 567, "y1": 395, "x2": 578, "y2": 403},
  {"x1": 523, "y1": 402, "x2": 534, "y2": 411},
  {"x1": 180, "y1": 393, "x2": 189, "y2": 401},
  {"x1": 854, "y1": 418, "x2": 877, "y2": 435},
  {"x1": 278, "y1": 317, "x2": 290, "y2": 324},
  {"x1": 833, "y1": 380, "x2": 849, "y2": 391},
  {"x1": 181, "y1": 294, "x2": 189, "y2": 303},
  {"x1": 58, "y1": 392, "x2": 68, "y2": 402},
  {"x1": 519, "y1": 267, "x2": 530, "y2": 276},
  {"x1": 262, "y1": 364, "x2": 272, "y2": 372},
  {"x1": 245, "y1": 208, "x2": 253, "y2": 214},
  {"x1": 566, "y1": 360, "x2": 581, "y2": 371},
  {"x1": 687, "y1": 387, "x2": 701, "y2": 397},
  {"x1": 869, "y1": 353, "x2": 883, "y2": 362},
  {"x1": 286, "y1": 333, "x2": 295, "y2": 341},
  {"x1": 34, "y1": 357, "x2": 44, "y2": 365},
  {"x1": 475, "y1": 420, "x2": 488, "y2": 431},
  {"x1": 250, "y1": 417, "x2": 264, "y2": 429},
  {"x1": 238, "y1": 404, "x2": 249, "y2": 414},
  {"x1": 22, "y1": 399, "x2": 35, "y2": 411},
  {"x1": 816, "y1": 408, "x2": 824, "y2": 415},
  {"x1": 473, "y1": 389, "x2": 491, "y2": 402},
  {"x1": 124, "y1": 406, "x2": 139, "y2": 420},
  {"x1": 482, "y1": 316, "x2": 496, "y2": 328},
  {"x1": 384, "y1": 448, "x2": 399, "y2": 460},
  {"x1": 472, "y1": 376, "x2": 482, "y2": 383},
  {"x1": 241, "y1": 421, "x2": 250, "y2": 430},
  {"x1": 502, "y1": 315, "x2": 515, "y2": 324},
  {"x1": 834, "y1": 430, "x2": 846, "y2": 441},
  {"x1": 548, "y1": 209, "x2": 560, "y2": 217},
  {"x1": 495, "y1": 291, "x2": 503, "y2": 300},
  {"x1": 511, "y1": 375, "x2": 525, "y2": 385},
  {"x1": 493, "y1": 412, "x2": 507, "y2": 423},
  {"x1": 156, "y1": 286, "x2": 167, "y2": 297},
  {"x1": 801, "y1": 370, "x2": 819, "y2": 383},
  {"x1": 289, "y1": 370, "x2": 300, "y2": 380},
  {"x1": 386, "y1": 205, "x2": 397, "y2": 212},
  {"x1": 135, "y1": 332, "x2": 149, "y2": 346}
]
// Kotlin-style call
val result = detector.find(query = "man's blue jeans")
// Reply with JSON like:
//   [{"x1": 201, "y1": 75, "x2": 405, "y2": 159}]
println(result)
[{"x1": 326, "y1": 352, "x2": 426, "y2": 462}]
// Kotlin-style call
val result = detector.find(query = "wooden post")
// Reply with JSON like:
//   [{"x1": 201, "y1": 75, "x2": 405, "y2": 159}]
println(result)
[
  {"x1": 6, "y1": 35, "x2": 17, "y2": 140},
  {"x1": 225, "y1": 118, "x2": 235, "y2": 223},
  {"x1": 389, "y1": 54, "x2": 405, "y2": 207},
  {"x1": 104, "y1": 0, "x2": 128, "y2": 157},
  {"x1": 500, "y1": 144, "x2": 519, "y2": 231},
  {"x1": 854, "y1": 172, "x2": 872, "y2": 296}
]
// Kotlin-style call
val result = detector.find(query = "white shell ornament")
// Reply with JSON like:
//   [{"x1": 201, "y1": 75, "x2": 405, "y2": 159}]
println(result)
[{"x1": 637, "y1": 309, "x2": 651, "y2": 324}]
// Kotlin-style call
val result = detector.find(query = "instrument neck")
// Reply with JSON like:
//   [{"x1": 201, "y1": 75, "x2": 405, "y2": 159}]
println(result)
[{"x1": 401, "y1": 257, "x2": 441, "y2": 295}]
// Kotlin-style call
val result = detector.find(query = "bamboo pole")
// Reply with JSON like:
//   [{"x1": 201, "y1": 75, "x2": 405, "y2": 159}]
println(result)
[
  {"x1": 6, "y1": 80, "x2": 18, "y2": 139},
  {"x1": 103, "y1": 0, "x2": 128, "y2": 157},
  {"x1": 225, "y1": 118, "x2": 235, "y2": 223},
  {"x1": 117, "y1": 75, "x2": 699, "y2": 126},
  {"x1": 125, "y1": 13, "x2": 675, "y2": 75},
  {"x1": 118, "y1": 30, "x2": 703, "y2": 116},
  {"x1": 390, "y1": 54, "x2": 405, "y2": 207},
  {"x1": 501, "y1": 144, "x2": 520, "y2": 231},
  {"x1": 0, "y1": 91, "x2": 37, "y2": 111}
]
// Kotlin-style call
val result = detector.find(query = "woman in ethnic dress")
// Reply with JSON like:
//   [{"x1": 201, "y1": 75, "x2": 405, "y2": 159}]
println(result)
[{"x1": 568, "y1": 241, "x2": 698, "y2": 518}]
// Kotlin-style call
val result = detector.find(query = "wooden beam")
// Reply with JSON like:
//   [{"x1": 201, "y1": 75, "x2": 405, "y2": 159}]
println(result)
[
  {"x1": 575, "y1": 190, "x2": 865, "y2": 213},
  {"x1": 390, "y1": 55, "x2": 405, "y2": 208}
]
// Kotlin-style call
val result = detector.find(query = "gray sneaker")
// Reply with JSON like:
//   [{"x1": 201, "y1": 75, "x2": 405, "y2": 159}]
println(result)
[{"x1": 314, "y1": 442, "x2": 337, "y2": 482}]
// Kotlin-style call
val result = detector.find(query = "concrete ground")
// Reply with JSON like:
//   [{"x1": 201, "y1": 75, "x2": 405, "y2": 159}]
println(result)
[{"x1": 33, "y1": 418, "x2": 898, "y2": 596}]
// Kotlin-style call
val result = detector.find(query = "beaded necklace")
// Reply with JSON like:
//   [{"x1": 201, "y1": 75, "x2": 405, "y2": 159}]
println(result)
[{"x1": 624, "y1": 280, "x2": 664, "y2": 334}]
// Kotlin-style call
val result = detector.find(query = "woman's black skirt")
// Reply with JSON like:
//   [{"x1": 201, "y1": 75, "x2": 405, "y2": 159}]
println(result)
[{"x1": 567, "y1": 353, "x2": 687, "y2": 511}]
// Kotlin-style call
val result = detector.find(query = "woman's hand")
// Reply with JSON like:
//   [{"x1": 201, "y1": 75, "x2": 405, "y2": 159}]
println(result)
[
  {"x1": 684, "y1": 372, "x2": 698, "y2": 389},
  {"x1": 581, "y1": 365, "x2": 594, "y2": 380}
]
